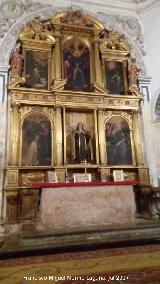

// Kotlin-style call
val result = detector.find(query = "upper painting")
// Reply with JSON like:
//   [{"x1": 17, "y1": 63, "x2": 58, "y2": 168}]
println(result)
[
  {"x1": 105, "y1": 61, "x2": 127, "y2": 95},
  {"x1": 63, "y1": 39, "x2": 91, "y2": 92},
  {"x1": 25, "y1": 51, "x2": 48, "y2": 89}
]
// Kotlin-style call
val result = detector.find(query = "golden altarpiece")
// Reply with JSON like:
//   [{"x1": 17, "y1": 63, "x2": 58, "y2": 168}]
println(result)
[{"x1": 5, "y1": 11, "x2": 150, "y2": 223}]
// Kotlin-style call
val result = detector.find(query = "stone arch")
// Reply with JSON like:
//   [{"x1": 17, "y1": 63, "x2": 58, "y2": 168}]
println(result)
[
  {"x1": 0, "y1": 6, "x2": 147, "y2": 77},
  {"x1": 152, "y1": 87, "x2": 160, "y2": 120}
]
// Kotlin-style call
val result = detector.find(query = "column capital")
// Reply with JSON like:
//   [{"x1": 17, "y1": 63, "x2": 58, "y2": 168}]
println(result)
[
  {"x1": 139, "y1": 76, "x2": 152, "y2": 85},
  {"x1": 132, "y1": 109, "x2": 141, "y2": 115},
  {"x1": 54, "y1": 31, "x2": 61, "y2": 39},
  {"x1": 10, "y1": 102, "x2": 20, "y2": 112},
  {"x1": 54, "y1": 105, "x2": 62, "y2": 113},
  {"x1": 139, "y1": 77, "x2": 152, "y2": 102},
  {"x1": 97, "y1": 108, "x2": 105, "y2": 115},
  {"x1": 0, "y1": 65, "x2": 9, "y2": 73},
  {"x1": 94, "y1": 38, "x2": 101, "y2": 44}
]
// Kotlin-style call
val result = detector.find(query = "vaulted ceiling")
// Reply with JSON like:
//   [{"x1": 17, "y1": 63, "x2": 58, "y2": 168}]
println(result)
[{"x1": 30, "y1": 0, "x2": 158, "y2": 11}]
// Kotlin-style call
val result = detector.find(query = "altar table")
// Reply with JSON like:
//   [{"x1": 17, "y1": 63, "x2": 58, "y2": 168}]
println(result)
[{"x1": 32, "y1": 181, "x2": 137, "y2": 228}]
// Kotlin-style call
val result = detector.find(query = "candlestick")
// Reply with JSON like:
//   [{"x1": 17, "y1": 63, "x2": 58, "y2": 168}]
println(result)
[
  {"x1": 65, "y1": 164, "x2": 67, "y2": 177},
  {"x1": 84, "y1": 159, "x2": 87, "y2": 175},
  {"x1": 65, "y1": 164, "x2": 69, "y2": 182}
]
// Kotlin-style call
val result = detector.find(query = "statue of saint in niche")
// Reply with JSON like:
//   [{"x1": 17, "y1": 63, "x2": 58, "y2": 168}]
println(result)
[
  {"x1": 128, "y1": 58, "x2": 140, "y2": 87},
  {"x1": 9, "y1": 46, "x2": 24, "y2": 78},
  {"x1": 72, "y1": 122, "x2": 92, "y2": 163}
]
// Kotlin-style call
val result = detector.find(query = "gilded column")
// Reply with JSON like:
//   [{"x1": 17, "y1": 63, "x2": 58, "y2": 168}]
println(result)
[
  {"x1": 94, "y1": 38, "x2": 102, "y2": 84},
  {"x1": 10, "y1": 102, "x2": 20, "y2": 165},
  {"x1": 97, "y1": 109, "x2": 106, "y2": 164},
  {"x1": 55, "y1": 106, "x2": 63, "y2": 165},
  {"x1": 0, "y1": 66, "x2": 8, "y2": 233},
  {"x1": 63, "y1": 107, "x2": 66, "y2": 164},
  {"x1": 130, "y1": 126, "x2": 136, "y2": 167},
  {"x1": 55, "y1": 31, "x2": 61, "y2": 80},
  {"x1": 94, "y1": 109, "x2": 99, "y2": 164},
  {"x1": 132, "y1": 111, "x2": 144, "y2": 166}
]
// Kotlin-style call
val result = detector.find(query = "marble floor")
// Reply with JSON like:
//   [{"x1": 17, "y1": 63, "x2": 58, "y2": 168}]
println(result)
[{"x1": 0, "y1": 219, "x2": 160, "y2": 257}]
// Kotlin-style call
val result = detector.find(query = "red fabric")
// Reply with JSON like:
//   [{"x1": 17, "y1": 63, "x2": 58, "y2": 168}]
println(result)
[{"x1": 32, "y1": 180, "x2": 139, "y2": 188}]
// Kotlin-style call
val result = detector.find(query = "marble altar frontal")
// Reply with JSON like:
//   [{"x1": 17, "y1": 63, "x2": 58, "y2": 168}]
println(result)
[{"x1": 41, "y1": 185, "x2": 136, "y2": 228}]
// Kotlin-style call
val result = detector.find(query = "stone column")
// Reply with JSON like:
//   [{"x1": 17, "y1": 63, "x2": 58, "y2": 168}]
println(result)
[
  {"x1": 0, "y1": 171, "x2": 5, "y2": 234},
  {"x1": 132, "y1": 111, "x2": 144, "y2": 166},
  {"x1": 94, "y1": 109, "x2": 99, "y2": 164},
  {"x1": 55, "y1": 106, "x2": 63, "y2": 165},
  {"x1": 139, "y1": 77, "x2": 154, "y2": 182},
  {"x1": 10, "y1": 102, "x2": 20, "y2": 165},
  {"x1": 0, "y1": 66, "x2": 8, "y2": 234},
  {"x1": 139, "y1": 78, "x2": 160, "y2": 216},
  {"x1": 97, "y1": 109, "x2": 106, "y2": 164}
]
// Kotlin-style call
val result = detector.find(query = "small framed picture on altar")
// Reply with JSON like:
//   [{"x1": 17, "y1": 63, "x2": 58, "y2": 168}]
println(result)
[
  {"x1": 113, "y1": 170, "x2": 124, "y2": 181},
  {"x1": 73, "y1": 173, "x2": 92, "y2": 183},
  {"x1": 47, "y1": 171, "x2": 58, "y2": 183}
]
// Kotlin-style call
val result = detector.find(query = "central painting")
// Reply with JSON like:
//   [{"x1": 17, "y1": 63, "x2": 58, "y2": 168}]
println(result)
[
  {"x1": 63, "y1": 38, "x2": 91, "y2": 92},
  {"x1": 65, "y1": 110, "x2": 95, "y2": 164}
]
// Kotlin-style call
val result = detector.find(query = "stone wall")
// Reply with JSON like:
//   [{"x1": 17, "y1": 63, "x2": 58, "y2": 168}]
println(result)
[{"x1": 142, "y1": 2, "x2": 160, "y2": 185}]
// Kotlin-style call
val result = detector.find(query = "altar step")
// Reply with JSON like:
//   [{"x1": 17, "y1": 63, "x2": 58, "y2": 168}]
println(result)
[{"x1": 0, "y1": 219, "x2": 160, "y2": 258}]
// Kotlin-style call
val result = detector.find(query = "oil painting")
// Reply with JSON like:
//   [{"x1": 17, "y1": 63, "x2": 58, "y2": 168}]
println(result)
[
  {"x1": 105, "y1": 116, "x2": 133, "y2": 165},
  {"x1": 21, "y1": 113, "x2": 51, "y2": 166},
  {"x1": 63, "y1": 39, "x2": 91, "y2": 92},
  {"x1": 25, "y1": 51, "x2": 48, "y2": 89},
  {"x1": 105, "y1": 61, "x2": 125, "y2": 95}
]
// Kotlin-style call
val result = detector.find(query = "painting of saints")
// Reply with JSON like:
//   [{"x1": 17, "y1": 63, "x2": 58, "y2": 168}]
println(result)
[
  {"x1": 105, "y1": 117, "x2": 132, "y2": 165},
  {"x1": 22, "y1": 114, "x2": 51, "y2": 166},
  {"x1": 105, "y1": 61, "x2": 126, "y2": 95},
  {"x1": 63, "y1": 39, "x2": 91, "y2": 91},
  {"x1": 25, "y1": 51, "x2": 48, "y2": 89}
]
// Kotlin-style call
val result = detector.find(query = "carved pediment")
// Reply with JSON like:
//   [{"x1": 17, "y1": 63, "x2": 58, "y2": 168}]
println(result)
[
  {"x1": 52, "y1": 10, "x2": 104, "y2": 32},
  {"x1": 100, "y1": 30, "x2": 131, "y2": 54},
  {"x1": 19, "y1": 18, "x2": 55, "y2": 45}
]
